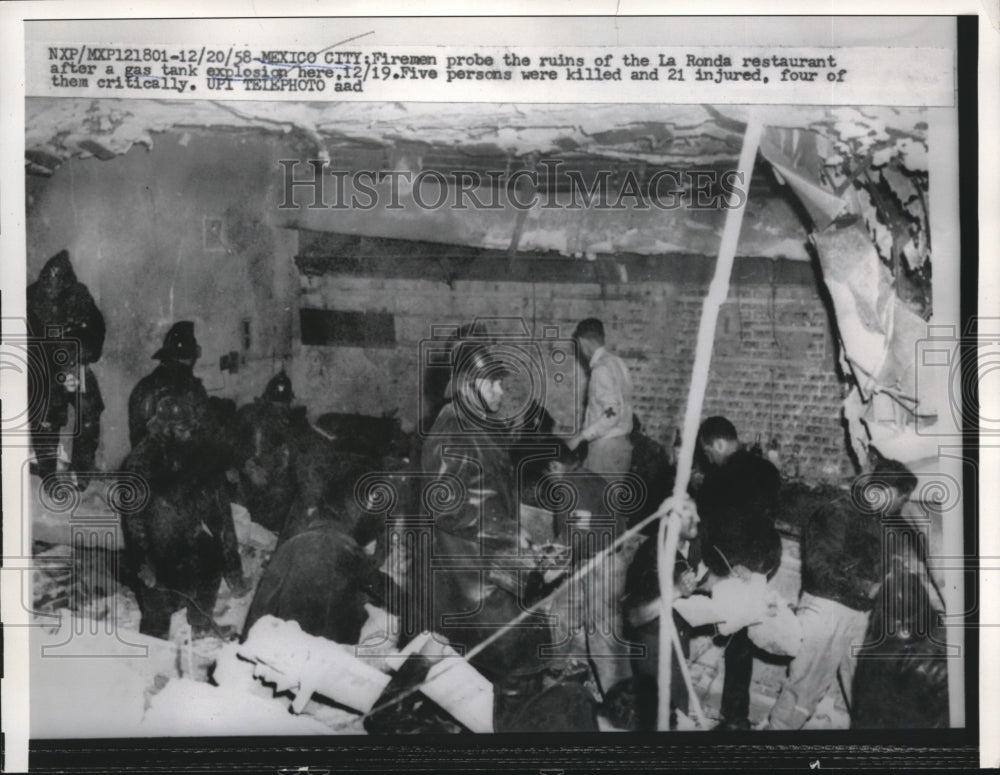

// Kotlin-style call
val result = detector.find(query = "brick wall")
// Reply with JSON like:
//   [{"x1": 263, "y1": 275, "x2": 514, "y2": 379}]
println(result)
[
  {"x1": 291, "y1": 240, "x2": 853, "y2": 484},
  {"x1": 671, "y1": 285, "x2": 851, "y2": 483}
]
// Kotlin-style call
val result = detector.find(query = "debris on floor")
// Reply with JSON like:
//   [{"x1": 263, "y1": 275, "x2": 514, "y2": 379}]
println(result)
[{"x1": 28, "y1": 481, "x2": 853, "y2": 737}]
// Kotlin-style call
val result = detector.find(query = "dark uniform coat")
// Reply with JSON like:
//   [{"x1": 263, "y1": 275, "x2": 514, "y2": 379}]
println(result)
[
  {"x1": 242, "y1": 511, "x2": 377, "y2": 644},
  {"x1": 128, "y1": 360, "x2": 209, "y2": 448},
  {"x1": 26, "y1": 250, "x2": 106, "y2": 475},
  {"x1": 418, "y1": 401, "x2": 551, "y2": 680},
  {"x1": 120, "y1": 428, "x2": 243, "y2": 638},
  {"x1": 800, "y1": 495, "x2": 883, "y2": 612},
  {"x1": 696, "y1": 449, "x2": 782, "y2": 578},
  {"x1": 233, "y1": 400, "x2": 301, "y2": 533}
]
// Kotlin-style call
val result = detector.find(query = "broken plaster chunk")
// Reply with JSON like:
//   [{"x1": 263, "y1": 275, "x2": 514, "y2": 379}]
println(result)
[
  {"x1": 212, "y1": 642, "x2": 274, "y2": 698},
  {"x1": 422, "y1": 653, "x2": 495, "y2": 734},
  {"x1": 240, "y1": 615, "x2": 391, "y2": 714},
  {"x1": 253, "y1": 661, "x2": 297, "y2": 694},
  {"x1": 291, "y1": 676, "x2": 316, "y2": 715},
  {"x1": 381, "y1": 631, "x2": 496, "y2": 733},
  {"x1": 231, "y1": 502, "x2": 278, "y2": 550},
  {"x1": 897, "y1": 138, "x2": 928, "y2": 172}
]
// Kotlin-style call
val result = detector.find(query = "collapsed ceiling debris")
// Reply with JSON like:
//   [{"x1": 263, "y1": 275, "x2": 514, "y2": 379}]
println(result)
[
  {"x1": 26, "y1": 100, "x2": 745, "y2": 169},
  {"x1": 25, "y1": 99, "x2": 924, "y2": 174},
  {"x1": 749, "y1": 107, "x2": 935, "y2": 467}
]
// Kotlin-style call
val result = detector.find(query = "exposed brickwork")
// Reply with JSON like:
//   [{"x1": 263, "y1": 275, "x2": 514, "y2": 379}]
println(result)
[{"x1": 294, "y1": 259, "x2": 853, "y2": 484}]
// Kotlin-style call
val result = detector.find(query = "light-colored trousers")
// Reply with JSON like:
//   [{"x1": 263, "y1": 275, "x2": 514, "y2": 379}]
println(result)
[
  {"x1": 585, "y1": 435, "x2": 633, "y2": 477},
  {"x1": 768, "y1": 591, "x2": 870, "y2": 730},
  {"x1": 544, "y1": 533, "x2": 640, "y2": 694}
]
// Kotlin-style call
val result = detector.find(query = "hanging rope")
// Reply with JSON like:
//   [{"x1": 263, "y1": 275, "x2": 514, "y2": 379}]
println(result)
[{"x1": 655, "y1": 113, "x2": 765, "y2": 730}]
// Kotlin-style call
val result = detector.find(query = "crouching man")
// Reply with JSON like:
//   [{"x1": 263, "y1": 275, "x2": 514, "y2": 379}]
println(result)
[
  {"x1": 695, "y1": 416, "x2": 783, "y2": 730},
  {"x1": 241, "y1": 456, "x2": 381, "y2": 645},
  {"x1": 767, "y1": 458, "x2": 916, "y2": 730}
]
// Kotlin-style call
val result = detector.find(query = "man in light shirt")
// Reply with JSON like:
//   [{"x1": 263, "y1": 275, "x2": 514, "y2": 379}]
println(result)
[{"x1": 564, "y1": 318, "x2": 634, "y2": 476}]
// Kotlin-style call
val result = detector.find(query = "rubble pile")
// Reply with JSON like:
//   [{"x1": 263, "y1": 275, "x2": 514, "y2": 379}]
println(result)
[
  {"x1": 30, "y1": 484, "x2": 856, "y2": 736},
  {"x1": 29, "y1": 497, "x2": 367, "y2": 737}
]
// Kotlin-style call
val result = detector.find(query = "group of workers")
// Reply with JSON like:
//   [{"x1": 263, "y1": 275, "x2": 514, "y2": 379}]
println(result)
[{"x1": 27, "y1": 249, "x2": 949, "y2": 733}]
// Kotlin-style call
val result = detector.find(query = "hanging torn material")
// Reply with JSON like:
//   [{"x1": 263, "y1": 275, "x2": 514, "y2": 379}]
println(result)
[
  {"x1": 758, "y1": 126, "x2": 845, "y2": 230},
  {"x1": 752, "y1": 109, "x2": 936, "y2": 464}
]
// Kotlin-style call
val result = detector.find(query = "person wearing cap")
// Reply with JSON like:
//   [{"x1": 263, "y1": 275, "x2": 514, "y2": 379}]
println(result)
[
  {"x1": 423, "y1": 342, "x2": 515, "y2": 530},
  {"x1": 767, "y1": 457, "x2": 917, "y2": 730},
  {"x1": 120, "y1": 395, "x2": 248, "y2": 638},
  {"x1": 26, "y1": 249, "x2": 106, "y2": 482},
  {"x1": 261, "y1": 370, "x2": 294, "y2": 404},
  {"x1": 419, "y1": 344, "x2": 523, "y2": 654},
  {"x1": 232, "y1": 370, "x2": 307, "y2": 534},
  {"x1": 564, "y1": 318, "x2": 634, "y2": 477},
  {"x1": 127, "y1": 321, "x2": 209, "y2": 448}
]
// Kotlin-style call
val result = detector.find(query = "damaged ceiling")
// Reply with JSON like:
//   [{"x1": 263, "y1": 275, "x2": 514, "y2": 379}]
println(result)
[
  {"x1": 25, "y1": 99, "x2": 926, "y2": 173},
  {"x1": 23, "y1": 99, "x2": 929, "y2": 264}
]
